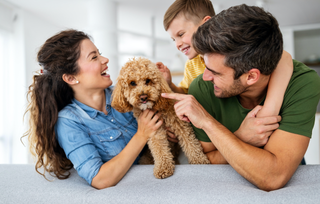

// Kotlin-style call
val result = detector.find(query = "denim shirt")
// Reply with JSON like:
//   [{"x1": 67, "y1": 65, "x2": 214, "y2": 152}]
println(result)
[{"x1": 55, "y1": 87, "x2": 138, "y2": 185}]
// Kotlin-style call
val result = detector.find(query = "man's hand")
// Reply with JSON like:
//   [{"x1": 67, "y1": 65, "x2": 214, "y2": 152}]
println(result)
[
  {"x1": 234, "y1": 105, "x2": 282, "y2": 147},
  {"x1": 161, "y1": 93, "x2": 212, "y2": 129},
  {"x1": 156, "y1": 62, "x2": 172, "y2": 85}
]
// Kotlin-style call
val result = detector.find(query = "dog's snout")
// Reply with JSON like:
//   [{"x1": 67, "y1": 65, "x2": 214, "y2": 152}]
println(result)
[{"x1": 140, "y1": 94, "x2": 148, "y2": 102}]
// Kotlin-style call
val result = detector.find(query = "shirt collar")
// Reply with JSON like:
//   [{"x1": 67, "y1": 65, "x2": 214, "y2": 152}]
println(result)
[{"x1": 72, "y1": 87, "x2": 114, "y2": 119}]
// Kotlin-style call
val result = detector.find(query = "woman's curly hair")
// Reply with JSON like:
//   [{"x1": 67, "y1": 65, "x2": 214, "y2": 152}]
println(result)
[{"x1": 23, "y1": 29, "x2": 90, "y2": 179}]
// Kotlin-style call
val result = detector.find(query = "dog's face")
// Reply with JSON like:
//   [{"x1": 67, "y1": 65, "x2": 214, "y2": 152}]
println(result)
[
  {"x1": 112, "y1": 57, "x2": 172, "y2": 112},
  {"x1": 123, "y1": 60, "x2": 162, "y2": 110}
]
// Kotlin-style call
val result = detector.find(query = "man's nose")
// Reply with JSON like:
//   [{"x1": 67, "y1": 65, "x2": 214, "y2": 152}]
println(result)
[{"x1": 202, "y1": 68, "x2": 213, "y2": 82}]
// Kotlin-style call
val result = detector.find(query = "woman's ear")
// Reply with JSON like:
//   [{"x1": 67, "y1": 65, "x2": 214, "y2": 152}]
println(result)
[
  {"x1": 62, "y1": 74, "x2": 78, "y2": 85},
  {"x1": 246, "y1": 68, "x2": 260, "y2": 86}
]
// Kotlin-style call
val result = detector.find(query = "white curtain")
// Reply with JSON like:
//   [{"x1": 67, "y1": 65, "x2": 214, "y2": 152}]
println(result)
[{"x1": 0, "y1": 1, "x2": 28, "y2": 164}]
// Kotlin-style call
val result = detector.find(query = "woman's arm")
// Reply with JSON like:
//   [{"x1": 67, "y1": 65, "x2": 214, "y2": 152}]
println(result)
[
  {"x1": 91, "y1": 109, "x2": 162, "y2": 189},
  {"x1": 257, "y1": 50, "x2": 293, "y2": 117}
]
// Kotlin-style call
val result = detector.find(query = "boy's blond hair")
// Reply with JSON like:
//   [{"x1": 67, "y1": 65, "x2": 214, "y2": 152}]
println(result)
[{"x1": 163, "y1": 0, "x2": 215, "y2": 31}]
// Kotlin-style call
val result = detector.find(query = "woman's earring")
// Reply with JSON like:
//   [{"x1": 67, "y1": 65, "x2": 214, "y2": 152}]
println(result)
[{"x1": 76, "y1": 81, "x2": 79, "y2": 84}]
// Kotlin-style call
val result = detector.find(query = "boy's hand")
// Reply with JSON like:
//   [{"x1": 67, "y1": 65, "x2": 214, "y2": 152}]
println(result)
[
  {"x1": 156, "y1": 62, "x2": 172, "y2": 85},
  {"x1": 234, "y1": 105, "x2": 281, "y2": 147}
]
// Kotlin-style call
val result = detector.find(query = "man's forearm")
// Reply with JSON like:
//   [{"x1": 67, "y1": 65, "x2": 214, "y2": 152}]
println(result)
[{"x1": 201, "y1": 117, "x2": 297, "y2": 191}]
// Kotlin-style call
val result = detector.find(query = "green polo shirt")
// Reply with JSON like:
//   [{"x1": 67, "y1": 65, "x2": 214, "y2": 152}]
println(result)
[{"x1": 189, "y1": 60, "x2": 320, "y2": 142}]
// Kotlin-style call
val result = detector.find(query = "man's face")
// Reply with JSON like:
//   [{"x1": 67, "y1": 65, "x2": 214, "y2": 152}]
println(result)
[{"x1": 202, "y1": 53, "x2": 247, "y2": 98}]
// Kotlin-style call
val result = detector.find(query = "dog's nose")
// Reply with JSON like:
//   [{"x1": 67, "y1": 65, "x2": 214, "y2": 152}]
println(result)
[{"x1": 140, "y1": 94, "x2": 148, "y2": 102}]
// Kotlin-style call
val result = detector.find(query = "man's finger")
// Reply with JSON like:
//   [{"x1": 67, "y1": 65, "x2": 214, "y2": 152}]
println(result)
[
  {"x1": 263, "y1": 116, "x2": 282, "y2": 125},
  {"x1": 161, "y1": 93, "x2": 186, "y2": 100}
]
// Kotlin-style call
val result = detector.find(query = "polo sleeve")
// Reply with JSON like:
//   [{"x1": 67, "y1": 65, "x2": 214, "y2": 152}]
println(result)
[
  {"x1": 279, "y1": 69, "x2": 320, "y2": 137},
  {"x1": 55, "y1": 118, "x2": 103, "y2": 185}
]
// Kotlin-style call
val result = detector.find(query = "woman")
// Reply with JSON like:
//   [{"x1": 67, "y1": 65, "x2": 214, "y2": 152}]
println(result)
[{"x1": 24, "y1": 29, "x2": 162, "y2": 189}]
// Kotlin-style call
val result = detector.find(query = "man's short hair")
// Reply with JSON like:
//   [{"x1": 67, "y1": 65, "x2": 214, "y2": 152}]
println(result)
[
  {"x1": 163, "y1": 0, "x2": 215, "y2": 31},
  {"x1": 192, "y1": 4, "x2": 283, "y2": 79}
]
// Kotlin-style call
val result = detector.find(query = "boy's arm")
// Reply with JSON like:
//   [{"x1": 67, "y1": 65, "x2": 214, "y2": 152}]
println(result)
[
  {"x1": 257, "y1": 50, "x2": 293, "y2": 117},
  {"x1": 156, "y1": 62, "x2": 185, "y2": 94}
]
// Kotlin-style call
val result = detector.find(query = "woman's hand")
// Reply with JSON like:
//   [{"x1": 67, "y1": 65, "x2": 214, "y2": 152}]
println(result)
[{"x1": 136, "y1": 109, "x2": 163, "y2": 141}]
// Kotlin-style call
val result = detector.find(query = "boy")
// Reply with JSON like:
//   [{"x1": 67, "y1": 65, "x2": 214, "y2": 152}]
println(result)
[{"x1": 157, "y1": 0, "x2": 293, "y2": 120}]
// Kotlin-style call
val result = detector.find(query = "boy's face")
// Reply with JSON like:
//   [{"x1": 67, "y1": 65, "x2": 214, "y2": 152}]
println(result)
[{"x1": 167, "y1": 14, "x2": 201, "y2": 60}]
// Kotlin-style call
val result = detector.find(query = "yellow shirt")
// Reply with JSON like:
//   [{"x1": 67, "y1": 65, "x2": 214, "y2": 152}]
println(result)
[{"x1": 178, "y1": 55, "x2": 206, "y2": 93}]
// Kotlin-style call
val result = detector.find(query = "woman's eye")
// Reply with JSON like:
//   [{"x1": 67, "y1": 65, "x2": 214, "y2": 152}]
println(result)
[
  {"x1": 130, "y1": 81, "x2": 136, "y2": 86},
  {"x1": 92, "y1": 56, "x2": 97, "y2": 60},
  {"x1": 146, "y1": 79, "x2": 151, "y2": 84}
]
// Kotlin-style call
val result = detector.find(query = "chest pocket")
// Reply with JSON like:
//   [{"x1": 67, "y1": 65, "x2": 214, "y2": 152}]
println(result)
[{"x1": 96, "y1": 129, "x2": 126, "y2": 159}]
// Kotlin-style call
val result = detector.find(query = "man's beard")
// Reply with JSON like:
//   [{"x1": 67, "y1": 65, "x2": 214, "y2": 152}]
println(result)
[{"x1": 214, "y1": 78, "x2": 246, "y2": 98}]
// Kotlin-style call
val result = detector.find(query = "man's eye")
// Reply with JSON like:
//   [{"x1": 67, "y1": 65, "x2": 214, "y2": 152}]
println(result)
[
  {"x1": 146, "y1": 79, "x2": 151, "y2": 84},
  {"x1": 130, "y1": 81, "x2": 136, "y2": 86}
]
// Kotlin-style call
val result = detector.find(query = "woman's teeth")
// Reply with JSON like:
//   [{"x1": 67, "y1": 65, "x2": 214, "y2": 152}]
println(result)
[{"x1": 101, "y1": 69, "x2": 108, "y2": 76}]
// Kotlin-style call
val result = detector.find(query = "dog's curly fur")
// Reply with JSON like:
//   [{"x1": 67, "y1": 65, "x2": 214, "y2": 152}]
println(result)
[{"x1": 112, "y1": 57, "x2": 210, "y2": 179}]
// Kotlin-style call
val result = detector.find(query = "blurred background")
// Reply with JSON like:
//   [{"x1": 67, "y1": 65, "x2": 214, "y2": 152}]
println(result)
[{"x1": 0, "y1": 0, "x2": 320, "y2": 165}]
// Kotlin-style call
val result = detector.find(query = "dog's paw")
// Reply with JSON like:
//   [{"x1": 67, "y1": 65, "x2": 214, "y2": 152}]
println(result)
[
  {"x1": 153, "y1": 161, "x2": 175, "y2": 179},
  {"x1": 189, "y1": 153, "x2": 211, "y2": 164}
]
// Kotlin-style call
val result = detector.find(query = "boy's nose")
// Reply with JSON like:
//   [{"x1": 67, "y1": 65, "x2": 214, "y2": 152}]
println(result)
[{"x1": 175, "y1": 39, "x2": 182, "y2": 50}]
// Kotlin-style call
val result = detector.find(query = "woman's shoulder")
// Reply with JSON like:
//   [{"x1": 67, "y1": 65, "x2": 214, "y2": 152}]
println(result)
[{"x1": 58, "y1": 103, "x2": 81, "y2": 121}]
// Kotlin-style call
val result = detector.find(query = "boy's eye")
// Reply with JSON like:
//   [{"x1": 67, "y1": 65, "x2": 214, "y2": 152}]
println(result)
[
  {"x1": 130, "y1": 81, "x2": 136, "y2": 86},
  {"x1": 146, "y1": 79, "x2": 151, "y2": 84}
]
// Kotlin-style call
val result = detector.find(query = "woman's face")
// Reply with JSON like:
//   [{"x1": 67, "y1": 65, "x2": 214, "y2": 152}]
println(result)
[{"x1": 76, "y1": 39, "x2": 112, "y2": 91}]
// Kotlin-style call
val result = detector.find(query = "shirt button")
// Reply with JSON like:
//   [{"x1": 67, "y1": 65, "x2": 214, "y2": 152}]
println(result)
[
  {"x1": 125, "y1": 130, "x2": 127, "y2": 132},
  {"x1": 111, "y1": 119, "x2": 114, "y2": 122},
  {"x1": 110, "y1": 136, "x2": 113, "y2": 139}
]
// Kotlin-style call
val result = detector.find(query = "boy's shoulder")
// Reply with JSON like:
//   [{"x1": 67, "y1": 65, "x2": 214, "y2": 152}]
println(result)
[{"x1": 185, "y1": 55, "x2": 206, "y2": 71}]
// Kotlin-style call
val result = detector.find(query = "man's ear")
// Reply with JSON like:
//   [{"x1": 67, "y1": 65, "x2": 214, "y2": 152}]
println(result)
[
  {"x1": 62, "y1": 74, "x2": 78, "y2": 85},
  {"x1": 246, "y1": 68, "x2": 260, "y2": 86}
]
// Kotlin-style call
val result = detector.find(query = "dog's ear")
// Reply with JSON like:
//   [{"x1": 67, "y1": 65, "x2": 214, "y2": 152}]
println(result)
[
  {"x1": 111, "y1": 78, "x2": 133, "y2": 113},
  {"x1": 153, "y1": 71, "x2": 173, "y2": 111}
]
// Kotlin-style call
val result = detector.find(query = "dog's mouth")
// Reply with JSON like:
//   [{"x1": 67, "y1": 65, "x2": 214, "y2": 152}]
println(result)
[{"x1": 138, "y1": 100, "x2": 154, "y2": 110}]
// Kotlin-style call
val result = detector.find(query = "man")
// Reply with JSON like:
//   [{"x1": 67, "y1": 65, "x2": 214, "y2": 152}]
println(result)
[{"x1": 162, "y1": 4, "x2": 320, "y2": 191}]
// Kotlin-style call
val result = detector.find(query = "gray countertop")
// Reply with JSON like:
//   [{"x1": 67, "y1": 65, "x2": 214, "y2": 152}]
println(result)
[{"x1": 1, "y1": 164, "x2": 319, "y2": 204}]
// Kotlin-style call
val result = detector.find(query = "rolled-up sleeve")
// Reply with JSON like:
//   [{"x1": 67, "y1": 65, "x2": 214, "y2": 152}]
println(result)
[{"x1": 55, "y1": 118, "x2": 103, "y2": 185}]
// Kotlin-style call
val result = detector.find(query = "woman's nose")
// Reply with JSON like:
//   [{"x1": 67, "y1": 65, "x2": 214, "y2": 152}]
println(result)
[{"x1": 101, "y1": 56, "x2": 109, "y2": 64}]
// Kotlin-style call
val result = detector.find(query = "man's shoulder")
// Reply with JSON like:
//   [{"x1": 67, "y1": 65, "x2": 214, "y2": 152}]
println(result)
[
  {"x1": 290, "y1": 59, "x2": 320, "y2": 88},
  {"x1": 189, "y1": 74, "x2": 209, "y2": 94}
]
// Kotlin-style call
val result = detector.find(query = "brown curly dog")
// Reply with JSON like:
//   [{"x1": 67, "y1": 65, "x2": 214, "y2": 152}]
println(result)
[{"x1": 111, "y1": 57, "x2": 210, "y2": 179}]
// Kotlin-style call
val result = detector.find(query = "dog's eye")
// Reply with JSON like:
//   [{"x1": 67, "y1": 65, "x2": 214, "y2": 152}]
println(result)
[
  {"x1": 130, "y1": 81, "x2": 136, "y2": 86},
  {"x1": 145, "y1": 79, "x2": 151, "y2": 84}
]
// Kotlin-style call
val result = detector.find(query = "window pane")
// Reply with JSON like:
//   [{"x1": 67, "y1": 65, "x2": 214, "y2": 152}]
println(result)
[{"x1": 118, "y1": 33, "x2": 152, "y2": 57}]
